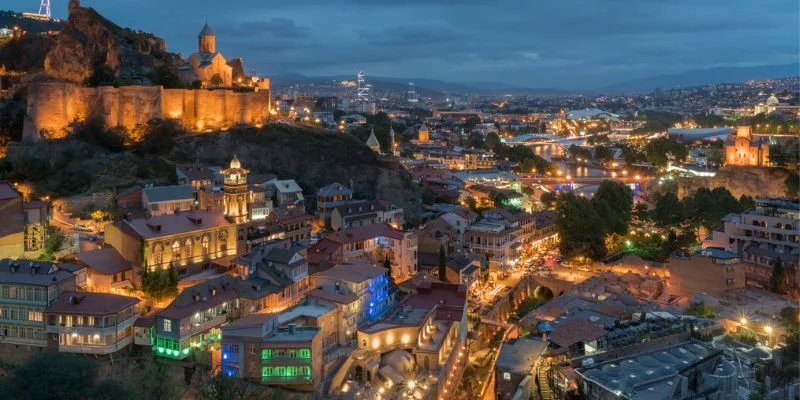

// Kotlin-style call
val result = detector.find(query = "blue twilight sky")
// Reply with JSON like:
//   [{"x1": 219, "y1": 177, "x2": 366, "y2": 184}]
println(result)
[{"x1": 7, "y1": 0, "x2": 800, "y2": 89}]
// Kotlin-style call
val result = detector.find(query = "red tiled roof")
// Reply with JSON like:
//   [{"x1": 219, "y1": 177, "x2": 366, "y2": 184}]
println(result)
[{"x1": 548, "y1": 318, "x2": 607, "y2": 349}]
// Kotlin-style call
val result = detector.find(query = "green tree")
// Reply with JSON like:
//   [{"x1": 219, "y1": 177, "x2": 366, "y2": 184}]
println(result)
[
  {"x1": 739, "y1": 195, "x2": 755, "y2": 211},
  {"x1": 593, "y1": 145, "x2": 615, "y2": 162},
  {"x1": 91, "y1": 380, "x2": 134, "y2": 400},
  {"x1": 0, "y1": 352, "x2": 99, "y2": 400},
  {"x1": 74, "y1": 114, "x2": 126, "y2": 152},
  {"x1": 707, "y1": 147, "x2": 724, "y2": 166},
  {"x1": 465, "y1": 133, "x2": 484, "y2": 149},
  {"x1": 592, "y1": 180, "x2": 633, "y2": 235},
  {"x1": 489, "y1": 190, "x2": 510, "y2": 208},
  {"x1": 384, "y1": 255, "x2": 392, "y2": 276},
  {"x1": 769, "y1": 258, "x2": 788, "y2": 295},
  {"x1": 684, "y1": 301, "x2": 715, "y2": 319},
  {"x1": 567, "y1": 145, "x2": 592, "y2": 160},
  {"x1": 644, "y1": 138, "x2": 688, "y2": 167},
  {"x1": 40, "y1": 228, "x2": 66, "y2": 261},
  {"x1": 555, "y1": 194, "x2": 606, "y2": 260},
  {"x1": 198, "y1": 372, "x2": 272, "y2": 400},
  {"x1": 133, "y1": 357, "x2": 178, "y2": 400},
  {"x1": 133, "y1": 119, "x2": 183, "y2": 156},
  {"x1": 438, "y1": 245, "x2": 447, "y2": 282},
  {"x1": 540, "y1": 192, "x2": 557, "y2": 209},
  {"x1": 785, "y1": 172, "x2": 799, "y2": 200},
  {"x1": 148, "y1": 65, "x2": 184, "y2": 89},
  {"x1": 654, "y1": 191, "x2": 683, "y2": 228},
  {"x1": 485, "y1": 132, "x2": 502, "y2": 152},
  {"x1": 86, "y1": 64, "x2": 116, "y2": 86},
  {"x1": 209, "y1": 74, "x2": 224, "y2": 87}
]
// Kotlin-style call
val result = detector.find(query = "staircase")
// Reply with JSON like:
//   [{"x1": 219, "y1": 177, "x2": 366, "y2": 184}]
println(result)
[{"x1": 538, "y1": 366, "x2": 554, "y2": 400}]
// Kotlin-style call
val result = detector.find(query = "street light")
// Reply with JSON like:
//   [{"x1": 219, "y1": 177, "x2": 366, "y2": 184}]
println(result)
[{"x1": 740, "y1": 318, "x2": 747, "y2": 326}]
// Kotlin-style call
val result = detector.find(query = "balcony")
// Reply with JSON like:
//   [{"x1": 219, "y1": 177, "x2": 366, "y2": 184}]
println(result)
[
  {"x1": 59, "y1": 336, "x2": 134, "y2": 355},
  {"x1": 182, "y1": 314, "x2": 228, "y2": 339},
  {"x1": 261, "y1": 375, "x2": 312, "y2": 384}
]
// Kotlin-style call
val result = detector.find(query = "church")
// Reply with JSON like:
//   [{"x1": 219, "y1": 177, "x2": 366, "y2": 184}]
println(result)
[
  {"x1": 724, "y1": 125, "x2": 770, "y2": 167},
  {"x1": 178, "y1": 23, "x2": 242, "y2": 87}
]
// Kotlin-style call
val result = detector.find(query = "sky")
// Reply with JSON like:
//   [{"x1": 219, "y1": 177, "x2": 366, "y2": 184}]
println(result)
[{"x1": 8, "y1": 0, "x2": 800, "y2": 89}]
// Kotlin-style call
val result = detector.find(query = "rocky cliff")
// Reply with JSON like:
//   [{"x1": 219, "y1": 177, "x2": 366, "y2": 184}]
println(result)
[
  {"x1": 42, "y1": 0, "x2": 181, "y2": 83},
  {"x1": 677, "y1": 166, "x2": 794, "y2": 199}
]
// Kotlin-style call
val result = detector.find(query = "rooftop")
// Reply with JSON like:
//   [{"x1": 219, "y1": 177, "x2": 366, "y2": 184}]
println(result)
[
  {"x1": 264, "y1": 326, "x2": 320, "y2": 343},
  {"x1": 121, "y1": 210, "x2": 233, "y2": 239},
  {"x1": 0, "y1": 259, "x2": 78, "y2": 286},
  {"x1": 496, "y1": 337, "x2": 548, "y2": 374},
  {"x1": 48, "y1": 291, "x2": 139, "y2": 315},
  {"x1": 316, "y1": 262, "x2": 387, "y2": 284},
  {"x1": 75, "y1": 247, "x2": 132, "y2": 275},
  {"x1": 142, "y1": 185, "x2": 194, "y2": 203}
]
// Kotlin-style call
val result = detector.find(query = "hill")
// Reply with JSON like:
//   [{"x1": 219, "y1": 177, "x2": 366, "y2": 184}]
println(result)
[
  {"x1": 2, "y1": 123, "x2": 421, "y2": 212},
  {"x1": 0, "y1": 11, "x2": 65, "y2": 33},
  {"x1": 601, "y1": 63, "x2": 800, "y2": 93}
]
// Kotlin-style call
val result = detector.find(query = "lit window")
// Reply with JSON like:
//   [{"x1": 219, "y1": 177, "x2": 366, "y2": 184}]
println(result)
[{"x1": 163, "y1": 319, "x2": 172, "y2": 332}]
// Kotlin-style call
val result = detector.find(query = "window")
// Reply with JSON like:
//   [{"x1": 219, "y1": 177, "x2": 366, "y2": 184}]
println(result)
[
  {"x1": 298, "y1": 348, "x2": 311, "y2": 359},
  {"x1": 28, "y1": 310, "x2": 43, "y2": 322},
  {"x1": 201, "y1": 236, "x2": 210, "y2": 255},
  {"x1": 172, "y1": 241, "x2": 181, "y2": 260},
  {"x1": 163, "y1": 319, "x2": 172, "y2": 332},
  {"x1": 249, "y1": 344, "x2": 257, "y2": 355},
  {"x1": 262, "y1": 367, "x2": 273, "y2": 377},
  {"x1": 228, "y1": 344, "x2": 240, "y2": 354},
  {"x1": 262, "y1": 349, "x2": 273, "y2": 360}
]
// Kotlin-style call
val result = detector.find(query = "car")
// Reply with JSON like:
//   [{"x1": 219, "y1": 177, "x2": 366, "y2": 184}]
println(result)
[{"x1": 74, "y1": 224, "x2": 94, "y2": 232}]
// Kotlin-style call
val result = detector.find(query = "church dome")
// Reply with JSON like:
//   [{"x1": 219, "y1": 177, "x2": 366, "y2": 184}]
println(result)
[
  {"x1": 229, "y1": 156, "x2": 241, "y2": 169},
  {"x1": 766, "y1": 94, "x2": 779, "y2": 106},
  {"x1": 199, "y1": 23, "x2": 215, "y2": 37}
]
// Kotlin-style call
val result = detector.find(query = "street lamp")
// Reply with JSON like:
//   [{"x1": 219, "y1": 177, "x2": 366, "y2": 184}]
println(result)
[{"x1": 740, "y1": 318, "x2": 747, "y2": 326}]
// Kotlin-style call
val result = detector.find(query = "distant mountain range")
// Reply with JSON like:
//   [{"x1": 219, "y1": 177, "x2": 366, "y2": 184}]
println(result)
[{"x1": 600, "y1": 63, "x2": 800, "y2": 93}]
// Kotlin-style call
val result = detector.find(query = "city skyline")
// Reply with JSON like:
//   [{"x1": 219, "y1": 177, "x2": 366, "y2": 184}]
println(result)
[{"x1": 4, "y1": 0, "x2": 799, "y2": 89}]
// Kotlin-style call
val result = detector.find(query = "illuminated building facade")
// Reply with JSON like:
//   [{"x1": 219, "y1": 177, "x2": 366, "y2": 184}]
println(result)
[{"x1": 724, "y1": 126, "x2": 769, "y2": 167}]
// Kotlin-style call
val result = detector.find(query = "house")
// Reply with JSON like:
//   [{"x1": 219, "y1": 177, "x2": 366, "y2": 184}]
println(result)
[
  {"x1": 233, "y1": 241, "x2": 312, "y2": 314},
  {"x1": 45, "y1": 291, "x2": 139, "y2": 355},
  {"x1": 329, "y1": 199, "x2": 404, "y2": 232},
  {"x1": 667, "y1": 249, "x2": 745, "y2": 299},
  {"x1": 316, "y1": 183, "x2": 353, "y2": 228},
  {"x1": 114, "y1": 185, "x2": 144, "y2": 214},
  {"x1": 176, "y1": 162, "x2": 216, "y2": 191},
  {"x1": 269, "y1": 179, "x2": 304, "y2": 209},
  {"x1": 0, "y1": 182, "x2": 51, "y2": 259},
  {"x1": 315, "y1": 262, "x2": 395, "y2": 325},
  {"x1": 141, "y1": 185, "x2": 195, "y2": 217},
  {"x1": 0, "y1": 259, "x2": 82, "y2": 350},
  {"x1": 75, "y1": 247, "x2": 134, "y2": 293},
  {"x1": 495, "y1": 338, "x2": 547, "y2": 400},
  {"x1": 311, "y1": 223, "x2": 418, "y2": 279},
  {"x1": 153, "y1": 275, "x2": 242, "y2": 359},
  {"x1": 221, "y1": 313, "x2": 324, "y2": 393}
]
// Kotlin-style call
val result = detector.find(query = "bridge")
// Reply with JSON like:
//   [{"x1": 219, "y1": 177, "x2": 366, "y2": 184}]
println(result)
[{"x1": 520, "y1": 173, "x2": 653, "y2": 187}]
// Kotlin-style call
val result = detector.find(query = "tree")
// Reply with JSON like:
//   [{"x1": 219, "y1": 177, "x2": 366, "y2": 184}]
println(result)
[
  {"x1": 91, "y1": 380, "x2": 134, "y2": 400},
  {"x1": 592, "y1": 180, "x2": 633, "y2": 235},
  {"x1": 593, "y1": 145, "x2": 615, "y2": 162},
  {"x1": 785, "y1": 172, "x2": 799, "y2": 200},
  {"x1": 485, "y1": 132, "x2": 502, "y2": 152},
  {"x1": 133, "y1": 357, "x2": 179, "y2": 400},
  {"x1": 739, "y1": 195, "x2": 755, "y2": 211},
  {"x1": 489, "y1": 190, "x2": 510, "y2": 208},
  {"x1": 555, "y1": 194, "x2": 606, "y2": 260},
  {"x1": 74, "y1": 114, "x2": 126, "y2": 152},
  {"x1": 148, "y1": 65, "x2": 184, "y2": 89},
  {"x1": 540, "y1": 192, "x2": 556, "y2": 209},
  {"x1": 684, "y1": 301, "x2": 715, "y2": 319},
  {"x1": 438, "y1": 245, "x2": 447, "y2": 282},
  {"x1": 86, "y1": 64, "x2": 116, "y2": 86},
  {"x1": 209, "y1": 74, "x2": 224, "y2": 87},
  {"x1": 465, "y1": 133, "x2": 484, "y2": 149},
  {"x1": 133, "y1": 119, "x2": 183, "y2": 156},
  {"x1": 654, "y1": 191, "x2": 683, "y2": 228},
  {"x1": 644, "y1": 138, "x2": 688, "y2": 167},
  {"x1": 198, "y1": 372, "x2": 272, "y2": 400},
  {"x1": 40, "y1": 227, "x2": 66, "y2": 261},
  {"x1": 0, "y1": 352, "x2": 99, "y2": 400},
  {"x1": 707, "y1": 147, "x2": 724, "y2": 166},
  {"x1": 384, "y1": 255, "x2": 392, "y2": 276},
  {"x1": 769, "y1": 258, "x2": 788, "y2": 295}
]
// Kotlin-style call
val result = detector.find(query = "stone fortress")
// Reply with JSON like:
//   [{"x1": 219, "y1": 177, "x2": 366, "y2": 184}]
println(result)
[{"x1": 22, "y1": 3, "x2": 270, "y2": 141}]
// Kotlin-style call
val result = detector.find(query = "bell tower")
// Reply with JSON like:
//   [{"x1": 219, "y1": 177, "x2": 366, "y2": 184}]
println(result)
[
  {"x1": 199, "y1": 22, "x2": 216, "y2": 54},
  {"x1": 222, "y1": 156, "x2": 249, "y2": 223}
]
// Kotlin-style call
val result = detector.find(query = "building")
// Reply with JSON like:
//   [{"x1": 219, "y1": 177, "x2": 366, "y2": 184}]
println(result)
[
  {"x1": 221, "y1": 313, "x2": 324, "y2": 393},
  {"x1": 45, "y1": 291, "x2": 139, "y2": 355},
  {"x1": 724, "y1": 126, "x2": 769, "y2": 166},
  {"x1": 222, "y1": 156, "x2": 249, "y2": 223},
  {"x1": 233, "y1": 241, "x2": 312, "y2": 314},
  {"x1": 576, "y1": 341, "x2": 737, "y2": 400},
  {"x1": 265, "y1": 208, "x2": 314, "y2": 246},
  {"x1": 0, "y1": 182, "x2": 51, "y2": 259},
  {"x1": 104, "y1": 210, "x2": 239, "y2": 282},
  {"x1": 333, "y1": 282, "x2": 468, "y2": 400},
  {"x1": 330, "y1": 200, "x2": 404, "y2": 232},
  {"x1": 269, "y1": 179, "x2": 304, "y2": 209},
  {"x1": 667, "y1": 249, "x2": 745, "y2": 299},
  {"x1": 707, "y1": 197, "x2": 799, "y2": 296},
  {"x1": 417, "y1": 123, "x2": 430, "y2": 143},
  {"x1": 310, "y1": 223, "x2": 418, "y2": 279},
  {"x1": 178, "y1": 23, "x2": 234, "y2": 87},
  {"x1": 176, "y1": 162, "x2": 216, "y2": 191},
  {"x1": 466, "y1": 220, "x2": 518, "y2": 272},
  {"x1": 75, "y1": 247, "x2": 134, "y2": 293},
  {"x1": 153, "y1": 275, "x2": 241, "y2": 359},
  {"x1": 315, "y1": 262, "x2": 395, "y2": 326},
  {"x1": 142, "y1": 185, "x2": 195, "y2": 217},
  {"x1": 495, "y1": 338, "x2": 547, "y2": 400},
  {"x1": 316, "y1": 183, "x2": 353, "y2": 228},
  {"x1": 0, "y1": 259, "x2": 81, "y2": 349}
]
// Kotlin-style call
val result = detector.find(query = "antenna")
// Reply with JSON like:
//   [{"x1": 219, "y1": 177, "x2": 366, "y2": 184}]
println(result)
[
  {"x1": 38, "y1": 0, "x2": 51, "y2": 19},
  {"x1": 356, "y1": 70, "x2": 369, "y2": 103}
]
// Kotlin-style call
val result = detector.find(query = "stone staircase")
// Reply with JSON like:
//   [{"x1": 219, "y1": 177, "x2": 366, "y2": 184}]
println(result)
[{"x1": 538, "y1": 366, "x2": 554, "y2": 400}]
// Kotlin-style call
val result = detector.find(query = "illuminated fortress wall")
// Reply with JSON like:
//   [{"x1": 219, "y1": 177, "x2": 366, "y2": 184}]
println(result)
[{"x1": 23, "y1": 82, "x2": 270, "y2": 140}]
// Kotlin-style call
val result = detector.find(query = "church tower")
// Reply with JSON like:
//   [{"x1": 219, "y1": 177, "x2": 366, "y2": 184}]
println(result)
[
  {"x1": 418, "y1": 123, "x2": 429, "y2": 143},
  {"x1": 222, "y1": 156, "x2": 249, "y2": 223},
  {"x1": 199, "y1": 23, "x2": 216, "y2": 54}
]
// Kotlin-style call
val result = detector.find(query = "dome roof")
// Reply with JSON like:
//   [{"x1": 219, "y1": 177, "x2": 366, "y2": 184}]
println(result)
[
  {"x1": 766, "y1": 94, "x2": 779, "y2": 106},
  {"x1": 229, "y1": 156, "x2": 241, "y2": 169},
  {"x1": 199, "y1": 23, "x2": 215, "y2": 37}
]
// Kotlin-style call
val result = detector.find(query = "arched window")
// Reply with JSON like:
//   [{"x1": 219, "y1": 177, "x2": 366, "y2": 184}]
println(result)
[
  {"x1": 153, "y1": 244, "x2": 163, "y2": 266},
  {"x1": 201, "y1": 236, "x2": 210, "y2": 255},
  {"x1": 172, "y1": 241, "x2": 180, "y2": 260},
  {"x1": 184, "y1": 238, "x2": 193, "y2": 258}
]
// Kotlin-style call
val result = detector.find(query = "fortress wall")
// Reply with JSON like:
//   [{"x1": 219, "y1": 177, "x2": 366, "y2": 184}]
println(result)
[{"x1": 23, "y1": 82, "x2": 270, "y2": 141}]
